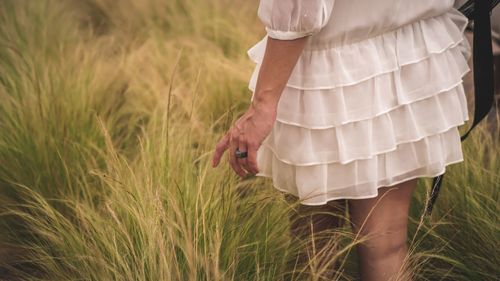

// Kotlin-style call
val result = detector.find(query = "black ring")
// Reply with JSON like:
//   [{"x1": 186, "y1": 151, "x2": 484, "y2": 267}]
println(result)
[{"x1": 235, "y1": 148, "x2": 248, "y2": 158}]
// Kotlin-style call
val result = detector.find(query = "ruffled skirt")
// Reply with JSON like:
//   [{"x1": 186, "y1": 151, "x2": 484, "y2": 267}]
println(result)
[{"x1": 247, "y1": 8, "x2": 471, "y2": 205}]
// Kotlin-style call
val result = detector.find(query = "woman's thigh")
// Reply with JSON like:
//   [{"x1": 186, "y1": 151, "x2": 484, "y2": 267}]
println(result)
[{"x1": 347, "y1": 178, "x2": 419, "y2": 251}]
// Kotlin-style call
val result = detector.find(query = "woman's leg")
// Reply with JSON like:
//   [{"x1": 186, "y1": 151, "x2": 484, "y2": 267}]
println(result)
[
  {"x1": 347, "y1": 178, "x2": 418, "y2": 281},
  {"x1": 284, "y1": 193, "x2": 347, "y2": 280}
]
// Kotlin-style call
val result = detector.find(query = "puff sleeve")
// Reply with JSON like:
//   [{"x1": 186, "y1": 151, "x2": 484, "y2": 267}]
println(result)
[{"x1": 257, "y1": 0, "x2": 336, "y2": 40}]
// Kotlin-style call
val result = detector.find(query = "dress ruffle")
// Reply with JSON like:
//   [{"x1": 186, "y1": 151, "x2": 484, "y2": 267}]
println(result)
[
  {"x1": 248, "y1": 8, "x2": 471, "y2": 205},
  {"x1": 262, "y1": 85, "x2": 468, "y2": 165},
  {"x1": 256, "y1": 127, "x2": 464, "y2": 205},
  {"x1": 248, "y1": 8, "x2": 470, "y2": 90},
  {"x1": 251, "y1": 45, "x2": 470, "y2": 128}
]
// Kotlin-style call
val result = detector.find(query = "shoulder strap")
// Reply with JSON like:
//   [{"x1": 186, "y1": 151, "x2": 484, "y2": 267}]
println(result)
[{"x1": 425, "y1": 0, "x2": 496, "y2": 216}]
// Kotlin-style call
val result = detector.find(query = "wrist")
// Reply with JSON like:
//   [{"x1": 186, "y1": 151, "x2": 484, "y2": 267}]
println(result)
[
  {"x1": 251, "y1": 88, "x2": 280, "y2": 109},
  {"x1": 251, "y1": 95, "x2": 278, "y2": 116}
]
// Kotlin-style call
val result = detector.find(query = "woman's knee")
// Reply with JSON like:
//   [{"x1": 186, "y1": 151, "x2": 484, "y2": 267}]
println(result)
[{"x1": 356, "y1": 219, "x2": 409, "y2": 258}]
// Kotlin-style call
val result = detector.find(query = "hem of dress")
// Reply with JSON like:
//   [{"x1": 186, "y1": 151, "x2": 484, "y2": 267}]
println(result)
[{"x1": 254, "y1": 157, "x2": 464, "y2": 206}]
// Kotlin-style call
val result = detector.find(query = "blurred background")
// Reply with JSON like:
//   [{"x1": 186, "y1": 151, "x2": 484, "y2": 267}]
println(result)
[{"x1": 0, "y1": 1, "x2": 498, "y2": 280}]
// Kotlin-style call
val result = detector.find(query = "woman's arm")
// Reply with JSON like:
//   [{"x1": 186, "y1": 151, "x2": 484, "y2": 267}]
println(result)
[
  {"x1": 251, "y1": 36, "x2": 309, "y2": 112},
  {"x1": 212, "y1": 0, "x2": 335, "y2": 177},
  {"x1": 211, "y1": 36, "x2": 309, "y2": 177}
]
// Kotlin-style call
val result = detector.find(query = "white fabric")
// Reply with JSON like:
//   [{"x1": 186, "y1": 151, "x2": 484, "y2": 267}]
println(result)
[
  {"x1": 249, "y1": 0, "x2": 471, "y2": 205},
  {"x1": 257, "y1": 0, "x2": 336, "y2": 40}
]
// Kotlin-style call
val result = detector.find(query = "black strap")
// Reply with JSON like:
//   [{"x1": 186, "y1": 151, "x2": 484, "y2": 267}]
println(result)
[
  {"x1": 458, "y1": 0, "x2": 500, "y2": 19},
  {"x1": 425, "y1": 0, "x2": 496, "y2": 216}
]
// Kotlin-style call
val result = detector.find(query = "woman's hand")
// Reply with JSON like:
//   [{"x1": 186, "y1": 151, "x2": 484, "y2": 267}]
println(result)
[
  {"x1": 211, "y1": 36, "x2": 308, "y2": 178},
  {"x1": 211, "y1": 101, "x2": 277, "y2": 178}
]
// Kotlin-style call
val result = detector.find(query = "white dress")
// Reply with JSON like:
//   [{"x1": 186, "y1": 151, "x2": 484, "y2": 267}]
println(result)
[{"x1": 248, "y1": 0, "x2": 471, "y2": 205}]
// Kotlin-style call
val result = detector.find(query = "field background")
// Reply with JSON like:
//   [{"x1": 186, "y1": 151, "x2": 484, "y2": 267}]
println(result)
[{"x1": 0, "y1": 0, "x2": 498, "y2": 280}]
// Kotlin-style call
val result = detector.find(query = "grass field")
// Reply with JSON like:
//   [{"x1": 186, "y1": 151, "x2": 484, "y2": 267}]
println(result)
[{"x1": 0, "y1": 0, "x2": 498, "y2": 280}]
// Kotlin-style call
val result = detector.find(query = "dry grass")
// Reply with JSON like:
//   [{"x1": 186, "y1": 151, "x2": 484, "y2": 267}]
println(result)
[{"x1": 0, "y1": 0, "x2": 498, "y2": 280}]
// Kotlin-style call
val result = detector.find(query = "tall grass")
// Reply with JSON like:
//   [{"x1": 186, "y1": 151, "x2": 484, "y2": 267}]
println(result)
[{"x1": 0, "y1": 0, "x2": 498, "y2": 280}]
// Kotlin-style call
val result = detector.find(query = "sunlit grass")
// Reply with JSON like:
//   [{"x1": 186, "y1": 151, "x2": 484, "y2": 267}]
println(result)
[{"x1": 0, "y1": 0, "x2": 498, "y2": 280}]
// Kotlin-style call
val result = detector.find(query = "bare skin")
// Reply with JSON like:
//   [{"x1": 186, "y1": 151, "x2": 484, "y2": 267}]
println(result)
[
  {"x1": 348, "y1": 178, "x2": 418, "y2": 281},
  {"x1": 285, "y1": 178, "x2": 418, "y2": 281},
  {"x1": 211, "y1": 36, "x2": 308, "y2": 176},
  {"x1": 211, "y1": 34, "x2": 419, "y2": 280}
]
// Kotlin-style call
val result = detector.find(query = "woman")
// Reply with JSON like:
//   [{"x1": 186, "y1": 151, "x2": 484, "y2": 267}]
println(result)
[{"x1": 212, "y1": 0, "x2": 471, "y2": 280}]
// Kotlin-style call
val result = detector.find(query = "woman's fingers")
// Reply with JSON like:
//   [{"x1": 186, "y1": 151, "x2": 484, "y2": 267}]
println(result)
[
  {"x1": 246, "y1": 140, "x2": 259, "y2": 174},
  {"x1": 212, "y1": 133, "x2": 230, "y2": 167},
  {"x1": 212, "y1": 120, "x2": 261, "y2": 177},
  {"x1": 229, "y1": 129, "x2": 247, "y2": 178},
  {"x1": 237, "y1": 133, "x2": 250, "y2": 174}
]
